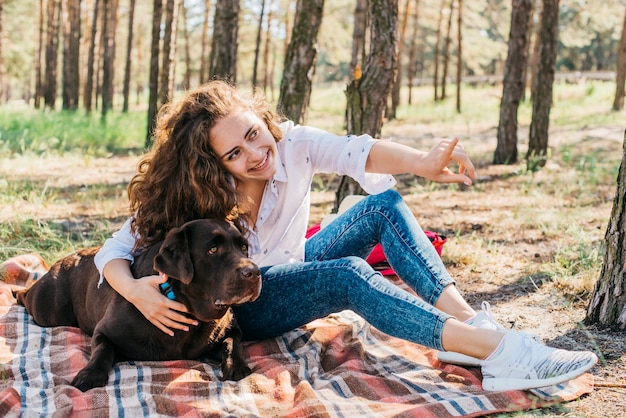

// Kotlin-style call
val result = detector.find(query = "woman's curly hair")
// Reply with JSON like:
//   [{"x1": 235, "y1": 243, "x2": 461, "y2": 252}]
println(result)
[{"x1": 128, "y1": 80, "x2": 284, "y2": 250}]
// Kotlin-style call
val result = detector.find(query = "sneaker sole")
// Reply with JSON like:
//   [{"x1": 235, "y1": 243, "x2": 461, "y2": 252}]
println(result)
[
  {"x1": 437, "y1": 350, "x2": 484, "y2": 367},
  {"x1": 481, "y1": 353, "x2": 598, "y2": 392}
]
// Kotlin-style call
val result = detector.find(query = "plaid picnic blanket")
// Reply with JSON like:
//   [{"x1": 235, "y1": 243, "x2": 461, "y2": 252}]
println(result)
[{"x1": 0, "y1": 302, "x2": 593, "y2": 417}]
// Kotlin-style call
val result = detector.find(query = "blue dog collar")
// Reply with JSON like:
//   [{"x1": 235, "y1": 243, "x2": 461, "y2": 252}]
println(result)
[{"x1": 159, "y1": 281, "x2": 176, "y2": 300}]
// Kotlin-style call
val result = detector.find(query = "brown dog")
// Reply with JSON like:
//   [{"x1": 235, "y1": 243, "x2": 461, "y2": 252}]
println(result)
[{"x1": 16, "y1": 219, "x2": 262, "y2": 392}]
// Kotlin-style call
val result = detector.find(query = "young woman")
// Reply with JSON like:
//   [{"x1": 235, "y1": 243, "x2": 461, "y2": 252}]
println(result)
[{"x1": 94, "y1": 80, "x2": 596, "y2": 392}]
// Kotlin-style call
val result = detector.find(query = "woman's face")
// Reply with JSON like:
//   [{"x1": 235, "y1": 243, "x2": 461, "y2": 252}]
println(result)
[{"x1": 210, "y1": 109, "x2": 278, "y2": 187}]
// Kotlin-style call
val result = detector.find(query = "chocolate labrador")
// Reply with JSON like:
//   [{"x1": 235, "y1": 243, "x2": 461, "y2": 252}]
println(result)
[{"x1": 16, "y1": 219, "x2": 262, "y2": 392}]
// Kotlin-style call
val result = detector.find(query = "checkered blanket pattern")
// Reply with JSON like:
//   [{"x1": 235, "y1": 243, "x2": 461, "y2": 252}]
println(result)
[{"x1": 0, "y1": 305, "x2": 592, "y2": 417}]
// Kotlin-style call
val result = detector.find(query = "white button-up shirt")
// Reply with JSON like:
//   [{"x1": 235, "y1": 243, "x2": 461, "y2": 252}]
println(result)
[{"x1": 94, "y1": 121, "x2": 396, "y2": 276}]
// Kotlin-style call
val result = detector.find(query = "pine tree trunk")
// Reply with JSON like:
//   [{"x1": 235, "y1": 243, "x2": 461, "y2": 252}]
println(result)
[
  {"x1": 101, "y1": 0, "x2": 119, "y2": 121},
  {"x1": 278, "y1": 0, "x2": 324, "y2": 124},
  {"x1": 336, "y1": 0, "x2": 398, "y2": 210},
  {"x1": 440, "y1": 0, "x2": 454, "y2": 101},
  {"x1": 198, "y1": 0, "x2": 211, "y2": 84},
  {"x1": 433, "y1": 0, "x2": 444, "y2": 101},
  {"x1": 526, "y1": 0, "x2": 559, "y2": 171},
  {"x1": 34, "y1": 0, "x2": 44, "y2": 109},
  {"x1": 209, "y1": 0, "x2": 239, "y2": 82},
  {"x1": 455, "y1": 0, "x2": 462, "y2": 113},
  {"x1": 389, "y1": 0, "x2": 410, "y2": 120},
  {"x1": 62, "y1": 0, "x2": 81, "y2": 111},
  {"x1": 252, "y1": 0, "x2": 266, "y2": 90},
  {"x1": 84, "y1": 0, "x2": 99, "y2": 112},
  {"x1": 407, "y1": 0, "x2": 420, "y2": 105},
  {"x1": 159, "y1": 0, "x2": 180, "y2": 106},
  {"x1": 494, "y1": 0, "x2": 532, "y2": 165},
  {"x1": 44, "y1": 0, "x2": 62, "y2": 109},
  {"x1": 612, "y1": 7, "x2": 626, "y2": 111},
  {"x1": 585, "y1": 129, "x2": 626, "y2": 330},
  {"x1": 146, "y1": 0, "x2": 163, "y2": 147},
  {"x1": 122, "y1": 0, "x2": 136, "y2": 113}
]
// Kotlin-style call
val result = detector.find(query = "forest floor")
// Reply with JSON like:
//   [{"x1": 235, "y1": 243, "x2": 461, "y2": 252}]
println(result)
[{"x1": 2, "y1": 121, "x2": 625, "y2": 417}]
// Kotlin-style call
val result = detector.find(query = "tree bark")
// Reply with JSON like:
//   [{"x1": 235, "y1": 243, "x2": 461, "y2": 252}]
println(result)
[
  {"x1": 84, "y1": 0, "x2": 100, "y2": 112},
  {"x1": 527, "y1": 0, "x2": 559, "y2": 171},
  {"x1": 62, "y1": 0, "x2": 81, "y2": 111},
  {"x1": 494, "y1": 0, "x2": 532, "y2": 165},
  {"x1": 389, "y1": 0, "x2": 410, "y2": 120},
  {"x1": 101, "y1": 0, "x2": 119, "y2": 121},
  {"x1": 252, "y1": 0, "x2": 266, "y2": 90},
  {"x1": 44, "y1": 0, "x2": 62, "y2": 109},
  {"x1": 159, "y1": 0, "x2": 181, "y2": 106},
  {"x1": 455, "y1": 0, "x2": 462, "y2": 113},
  {"x1": 585, "y1": 129, "x2": 626, "y2": 330},
  {"x1": 122, "y1": 0, "x2": 136, "y2": 113},
  {"x1": 612, "y1": 7, "x2": 626, "y2": 111},
  {"x1": 407, "y1": 0, "x2": 420, "y2": 105},
  {"x1": 198, "y1": 0, "x2": 212, "y2": 84},
  {"x1": 440, "y1": 0, "x2": 454, "y2": 101},
  {"x1": 337, "y1": 0, "x2": 398, "y2": 210},
  {"x1": 433, "y1": 0, "x2": 444, "y2": 101},
  {"x1": 278, "y1": 0, "x2": 324, "y2": 124},
  {"x1": 34, "y1": 0, "x2": 45, "y2": 109},
  {"x1": 146, "y1": 0, "x2": 164, "y2": 147},
  {"x1": 209, "y1": 0, "x2": 239, "y2": 82},
  {"x1": 350, "y1": 0, "x2": 367, "y2": 75}
]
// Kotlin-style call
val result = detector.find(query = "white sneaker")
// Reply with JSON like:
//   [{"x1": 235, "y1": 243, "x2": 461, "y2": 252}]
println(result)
[
  {"x1": 481, "y1": 331, "x2": 598, "y2": 391},
  {"x1": 437, "y1": 301, "x2": 506, "y2": 366}
]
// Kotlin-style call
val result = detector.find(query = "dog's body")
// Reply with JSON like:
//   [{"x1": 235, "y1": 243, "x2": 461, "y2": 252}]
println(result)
[{"x1": 16, "y1": 219, "x2": 262, "y2": 392}]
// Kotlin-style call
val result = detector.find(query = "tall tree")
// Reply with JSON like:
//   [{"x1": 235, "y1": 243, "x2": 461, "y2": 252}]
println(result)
[
  {"x1": 34, "y1": 0, "x2": 45, "y2": 109},
  {"x1": 612, "y1": 6, "x2": 626, "y2": 111},
  {"x1": 146, "y1": 0, "x2": 164, "y2": 147},
  {"x1": 406, "y1": 0, "x2": 420, "y2": 105},
  {"x1": 252, "y1": 0, "x2": 266, "y2": 90},
  {"x1": 526, "y1": 0, "x2": 559, "y2": 171},
  {"x1": 262, "y1": 0, "x2": 274, "y2": 96},
  {"x1": 122, "y1": 0, "x2": 137, "y2": 113},
  {"x1": 350, "y1": 0, "x2": 367, "y2": 75},
  {"x1": 389, "y1": 0, "x2": 410, "y2": 120},
  {"x1": 440, "y1": 0, "x2": 454, "y2": 101},
  {"x1": 209, "y1": 0, "x2": 239, "y2": 82},
  {"x1": 433, "y1": 0, "x2": 444, "y2": 101},
  {"x1": 44, "y1": 0, "x2": 62, "y2": 109},
  {"x1": 455, "y1": 0, "x2": 462, "y2": 113},
  {"x1": 198, "y1": 0, "x2": 212, "y2": 84},
  {"x1": 158, "y1": 0, "x2": 181, "y2": 106},
  {"x1": 181, "y1": 2, "x2": 192, "y2": 89},
  {"x1": 494, "y1": 0, "x2": 533, "y2": 165},
  {"x1": 101, "y1": 0, "x2": 119, "y2": 121},
  {"x1": 84, "y1": 0, "x2": 100, "y2": 112},
  {"x1": 62, "y1": 0, "x2": 81, "y2": 110},
  {"x1": 337, "y1": 0, "x2": 398, "y2": 209},
  {"x1": 585, "y1": 129, "x2": 626, "y2": 330},
  {"x1": 278, "y1": 0, "x2": 324, "y2": 124}
]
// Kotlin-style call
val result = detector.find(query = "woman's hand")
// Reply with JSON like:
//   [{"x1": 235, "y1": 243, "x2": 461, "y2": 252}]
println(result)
[
  {"x1": 421, "y1": 137, "x2": 477, "y2": 185},
  {"x1": 367, "y1": 137, "x2": 478, "y2": 185},
  {"x1": 123, "y1": 273, "x2": 199, "y2": 336}
]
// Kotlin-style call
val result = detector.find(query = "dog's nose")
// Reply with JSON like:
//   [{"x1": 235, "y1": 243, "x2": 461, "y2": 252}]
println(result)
[{"x1": 241, "y1": 265, "x2": 261, "y2": 281}]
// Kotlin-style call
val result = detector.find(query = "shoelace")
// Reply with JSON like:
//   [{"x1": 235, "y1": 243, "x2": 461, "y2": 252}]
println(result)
[{"x1": 480, "y1": 301, "x2": 508, "y2": 332}]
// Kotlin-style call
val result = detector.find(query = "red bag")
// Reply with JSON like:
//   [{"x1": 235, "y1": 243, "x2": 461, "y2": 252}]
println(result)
[{"x1": 305, "y1": 224, "x2": 447, "y2": 276}]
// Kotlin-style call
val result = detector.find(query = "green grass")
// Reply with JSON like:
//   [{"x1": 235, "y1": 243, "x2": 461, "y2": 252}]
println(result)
[{"x1": 0, "y1": 104, "x2": 146, "y2": 157}]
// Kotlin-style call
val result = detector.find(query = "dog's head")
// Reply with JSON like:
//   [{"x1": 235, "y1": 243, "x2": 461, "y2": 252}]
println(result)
[{"x1": 153, "y1": 219, "x2": 262, "y2": 321}]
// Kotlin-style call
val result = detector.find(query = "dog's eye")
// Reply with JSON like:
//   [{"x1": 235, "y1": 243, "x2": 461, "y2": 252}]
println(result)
[
  {"x1": 208, "y1": 246, "x2": 219, "y2": 254},
  {"x1": 241, "y1": 244, "x2": 248, "y2": 252}
]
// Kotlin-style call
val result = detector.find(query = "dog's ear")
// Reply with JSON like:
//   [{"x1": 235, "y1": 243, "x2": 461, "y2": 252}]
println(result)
[{"x1": 153, "y1": 227, "x2": 194, "y2": 285}]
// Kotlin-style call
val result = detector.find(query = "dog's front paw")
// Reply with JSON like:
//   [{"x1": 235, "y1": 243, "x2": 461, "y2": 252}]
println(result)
[
  {"x1": 222, "y1": 361, "x2": 252, "y2": 381},
  {"x1": 71, "y1": 368, "x2": 109, "y2": 392}
]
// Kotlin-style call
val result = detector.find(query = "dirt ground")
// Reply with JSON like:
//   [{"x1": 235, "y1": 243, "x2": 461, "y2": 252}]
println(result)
[{"x1": 1, "y1": 123, "x2": 625, "y2": 417}]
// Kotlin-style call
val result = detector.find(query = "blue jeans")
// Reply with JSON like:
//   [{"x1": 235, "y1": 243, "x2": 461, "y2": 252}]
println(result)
[{"x1": 233, "y1": 189, "x2": 455, "y2": 350}]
